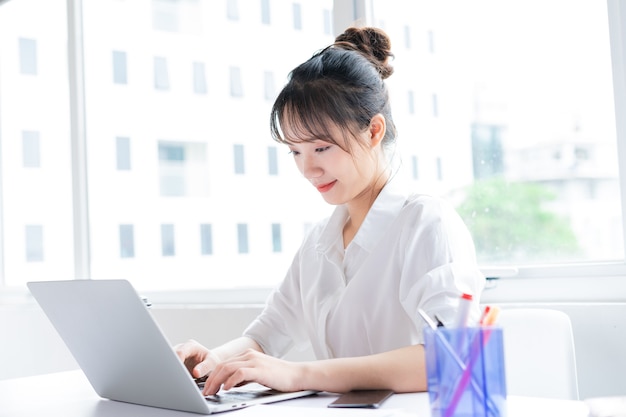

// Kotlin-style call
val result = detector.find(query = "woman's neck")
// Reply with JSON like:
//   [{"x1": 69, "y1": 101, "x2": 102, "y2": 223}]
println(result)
[{"x1": 342, "y1": 171, "x2": 390, "y2": 248}]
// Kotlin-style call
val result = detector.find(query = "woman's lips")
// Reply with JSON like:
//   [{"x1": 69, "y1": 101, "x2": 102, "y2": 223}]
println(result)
[{"x1": 316, "y1": 180, "x2": 337, "y2": 193}]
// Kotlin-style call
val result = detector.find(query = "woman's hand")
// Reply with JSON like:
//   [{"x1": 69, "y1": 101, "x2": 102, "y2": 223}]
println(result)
[
  {"x1": 201, "y1": 349, "x2": 305, "y2": 396},
  {"x1": 174, "y1": 339, "x2": 221, "y2": 379}
]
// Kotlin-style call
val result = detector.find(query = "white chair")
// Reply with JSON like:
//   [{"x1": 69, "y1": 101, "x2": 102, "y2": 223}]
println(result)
[{"x1": 497, "y1": 308, "x2": 579, "y2": 400}]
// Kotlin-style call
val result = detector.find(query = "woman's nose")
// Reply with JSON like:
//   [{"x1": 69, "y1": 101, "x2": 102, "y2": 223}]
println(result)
[{"x1": 299, "y1": 154, "x2": 322, "y2": 179}]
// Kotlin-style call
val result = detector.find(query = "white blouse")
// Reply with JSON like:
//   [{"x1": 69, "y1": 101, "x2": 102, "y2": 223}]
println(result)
[{"x1": 243, "y1": 179, "x2": 485, "y2": 360}]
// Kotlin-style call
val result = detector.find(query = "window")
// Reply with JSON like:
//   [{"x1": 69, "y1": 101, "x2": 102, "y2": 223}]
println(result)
[
  {"x1": 263, "y1": 71, "x2": 275, "y2": 101},
  {"x1": 18, "y1": 38, "x2": 37, "y2": 75},
  {"x1": 404, "y1": 25, "x2": 411, "y2": 49},
  {"x1": 193, "y1": 61, "x2": 207, "y2": 94},
  {"x1": 237, "y1": 223, "x2": 249, "y2": 254},
  {"x1": 158, "y1": 141, "x2": 209, "y2": 197},
  {"x1": 229, "y1": 66, "x2": 243, "y2": 97},
  {"x1": 152, "y1": 0, "x2": 179, "y2": 32},
  {"x1": 226, "y1": 0, "x2": 239, "y2": 21},
  {"x1": 1, "y1": 0, "x2": 625, "y2": 296},
  {"x1": 233, "y1": 144, "x2": 245, "y2": 174},
  {"x1": 1, "y1": 0, "x2": 74, "y2": 287},
  {"x1": 411, "y1": 156, "x2": 419, "y2": 180},
  {"x1": 371, "y1": 0, "x2": 623, "y2": 266},
  {"x1": 268, "y1": 146, "x2": 278, "y2": 175},
  {"x1": 271, "y1": 223, "x2": 282, "y2": 253},
  {"x1": 112, "y1": 50, "x2": 128, "y2": 84},
  {"x1": 293, "y1": 3, "x2": 302, "y2": 30},
  {"x1": 154, "y1": 56, "x2": 170, "y2": 90},
  {"x1": 200, "y1": 224, "x2": 213, "y2": 255},
  {"x1": 323, "y1": 9, "x2": 332, "y2": 35},
  {"x1": 261, "y1": 0, "x2": 270, "y2": 25},
  {"x1": 161, "y1": 224, "x2": 175, "y2": 256},
  {"x1": 22, "y1": 130, "x2": 41, "y2": 168},
  {"x1": 116, "y1": 136, "x2": 131, "y2": 170},
  {"x1": 25, "y1": 225, "x2": 43, "y2": 262},
  {"x1": 436, "y1": 157, "x2": 443, "y2": 181},
  {"x1": 152, "y1": 0, "x2": 202, "y2": 34},
  {"x1": 119, "y1": 225, "x2": 135, "y2": 258},
  {"x1": 407, "y1": 90, "x2": 415, "y2": 115},
  {"x1": 427, "y1": 30, "x2": 435, "y2": 54},
  {"x1": 159, "y1": 142, "x2": 185, "y2": 196}
]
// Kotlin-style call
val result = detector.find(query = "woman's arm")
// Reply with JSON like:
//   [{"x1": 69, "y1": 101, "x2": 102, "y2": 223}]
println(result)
[
  {"x1": 201, "y1": 343, "x2": 427, "y2": 395},
  {"x1": 300, "y1": 344, "x2": 427, "y2": 393}
]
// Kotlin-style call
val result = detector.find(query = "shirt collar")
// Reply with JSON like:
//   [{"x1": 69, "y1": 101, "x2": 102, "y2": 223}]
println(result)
[{"x1": 316, "y1": 176, "x2": 409, "y2": 253}]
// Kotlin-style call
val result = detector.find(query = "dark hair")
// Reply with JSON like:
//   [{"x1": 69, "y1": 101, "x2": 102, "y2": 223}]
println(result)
[{"x1": 270, "y1": 27, "x2": 397, "y2": 155}]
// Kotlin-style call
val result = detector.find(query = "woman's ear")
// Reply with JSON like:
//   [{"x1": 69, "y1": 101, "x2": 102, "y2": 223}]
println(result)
[{"x1": 369, "y1": 114, "x2": 386, "y2": 148}]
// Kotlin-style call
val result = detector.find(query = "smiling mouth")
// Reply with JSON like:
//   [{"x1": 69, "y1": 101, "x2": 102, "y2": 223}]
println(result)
[{"x1": 316, "y1": 180, "x2": 336, "y2": 193}]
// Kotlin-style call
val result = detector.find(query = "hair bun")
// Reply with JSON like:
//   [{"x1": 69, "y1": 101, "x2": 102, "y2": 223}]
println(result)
[{"x1": 334, "y1": 27, "x2": 394, "y2": 79}]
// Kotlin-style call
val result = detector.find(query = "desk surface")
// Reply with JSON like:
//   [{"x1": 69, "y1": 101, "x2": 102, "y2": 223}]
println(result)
[{"x1": 0, "y1": 371, "x2": 590, "y2": 417}]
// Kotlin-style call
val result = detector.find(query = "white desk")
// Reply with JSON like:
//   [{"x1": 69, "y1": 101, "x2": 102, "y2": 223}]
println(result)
[{"x1": 0, "y1": 371, "x2": 590, "y2": 417}]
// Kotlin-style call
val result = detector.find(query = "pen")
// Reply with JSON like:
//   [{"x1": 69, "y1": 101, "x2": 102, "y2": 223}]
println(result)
[{"x1": 478, "y1": 305, "x2": 491, "y2": 325}]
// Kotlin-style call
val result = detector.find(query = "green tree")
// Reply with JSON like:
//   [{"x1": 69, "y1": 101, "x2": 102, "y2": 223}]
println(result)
[{"x1": 455, "y1": 178, "x2": 580, "y2": 263}]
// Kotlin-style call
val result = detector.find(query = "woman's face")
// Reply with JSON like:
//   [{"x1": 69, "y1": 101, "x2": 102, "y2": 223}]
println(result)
[{"x1": 284, "y1": 119, "x2": 386, "y2": 206}]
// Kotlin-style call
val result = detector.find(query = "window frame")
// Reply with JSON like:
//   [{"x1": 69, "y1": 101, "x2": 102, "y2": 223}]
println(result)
[{"x1": 0, "y1": 0, "x2": 625, "y2": 304}]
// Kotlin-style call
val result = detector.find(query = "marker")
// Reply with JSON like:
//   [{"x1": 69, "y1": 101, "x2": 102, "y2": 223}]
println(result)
[
  {"x1": 453, "y1": 293, "x2": 473, "y2": 328},
  {"x1": 482, "y1": 305, "x2": 501, "y2": 326}
]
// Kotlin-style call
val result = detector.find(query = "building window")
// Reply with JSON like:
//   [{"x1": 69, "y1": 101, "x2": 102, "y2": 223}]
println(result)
[
  {"x1": 226, "y1": 0, "x2": 239, "y2": 20},
  {"x1": 161, "y1": 224, "x2": 175, "y2": 256},
  {"x1": 408, "y1": 90, "x2": 415, "y2": 115},
  {"x1": 412, "y1": 155, "x2": 419, "y2": 180},
  {"x1": 404, "y1": 25, "x2": 411, "y2": 49},
  {"x1": 428, "y1": 30, "x2": 435, "y2": 54},
  {"x1": 152, "y1": 0, "x2": 179, "y2": 32},
  {"x1": 234, "y1": 144, "x2": 245, "y2": 174},
  {"x1": 112, "y1": 50, "x2": 128, "y2": 84},
  {"x1": 293, "y1": 3, "x2": 302, "y2": 30},
  {"x1": 436, "y1": 157, "x2": 443, "y2": 181},
  {"x1": 119, "y1": 224, "x2": 135, "y2": 258},
  {"x1": 268, "y1": 146, "x2": 278, "y2": 175},
  {"x1": 116, "y1": 136, "x2": 131, "y2": 170},
  {"x1": 158, "y1": 141, "x2": 209, "y2": 197},
  {"x1": 323, "y1": 9, "x2": 332, "y2": 35},
  {"x1": 261, "y1": 0, "x2": 270, "y2": 24},
  {"x1": 200, "y1": 224, "x2": 213, "y2": 255},
  {"x1": 18, "y1": 38, "x2": 37, "y2": 75},
  {"x1": 193, "y1": 61, "x2": 207, "y2": 94},
  {"x1": 25, "y1": 225, "x2": 44, "y2": 262},
  {"x1": 264, "y1": 70, "x2": 275, "y2": 101},
  {"x1": 154, "y1": 56, "x2": 170, "y2": 90},
  {"x1": 22, "y1": 130, "x2": 41, "y2": 168},
  {"x1": 432, "y1": 93, "x2": 439, "y2": 118},
  {"x1": 159, "y1": 142, "x2": 185, "y2": 196},
  {"x1": 237, "y1": 223, "x2": 249, "y2": 254},
  {"x1": 271, "y1": 223, "x2": 282, "y2": 253},
  {"x1": 229, "y1": 66, "x2": 243, "y2": 97}
]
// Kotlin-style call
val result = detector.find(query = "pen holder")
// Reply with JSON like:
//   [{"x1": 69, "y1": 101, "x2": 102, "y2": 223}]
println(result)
[{"x1": 424, "y1": 326, "x2": 507, "y2": 417}]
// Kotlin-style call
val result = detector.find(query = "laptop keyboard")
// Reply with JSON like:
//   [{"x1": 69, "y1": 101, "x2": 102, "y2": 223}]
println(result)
[{"x1": 195, "y1": 376, "x2": 277, "y2": 404}]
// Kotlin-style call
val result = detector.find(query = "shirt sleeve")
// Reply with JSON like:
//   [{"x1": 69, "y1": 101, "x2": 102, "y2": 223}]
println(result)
[
  {"x1": 398, "y1": 197, "x2": 485, "y2": 342},
  {"x1": 242, "y1": 247, "x2": 310, "y2": 358}
]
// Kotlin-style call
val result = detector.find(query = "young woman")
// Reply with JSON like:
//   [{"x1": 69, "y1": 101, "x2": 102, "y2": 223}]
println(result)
[{"x1": 175, "y1": 26, "x2": 484, "y2": 395}]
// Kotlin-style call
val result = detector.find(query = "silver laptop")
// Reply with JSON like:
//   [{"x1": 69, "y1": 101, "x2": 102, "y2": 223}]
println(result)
[{"x1": 27, "y1": 279, "x2": 316, "y2": 414}]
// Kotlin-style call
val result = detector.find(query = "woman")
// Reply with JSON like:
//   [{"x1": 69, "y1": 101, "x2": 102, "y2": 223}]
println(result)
[{"x1": 175, "y1": 26, "x2": 484, "y2": 395}]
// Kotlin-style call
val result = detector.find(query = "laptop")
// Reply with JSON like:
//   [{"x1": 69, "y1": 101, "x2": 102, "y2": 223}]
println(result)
[{"x1": 27, "y1": 279, "x2": 316, "y2": 414}]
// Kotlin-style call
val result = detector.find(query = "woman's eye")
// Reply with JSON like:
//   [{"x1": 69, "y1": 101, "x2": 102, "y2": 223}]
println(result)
[
  {"x1": 315, "y1": 146, "x2": 331, "y2": 153},
  {"x1": 288, "y1": 149, "x2": 300, "y2": 156}
]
